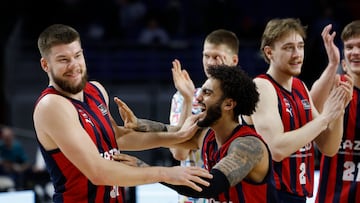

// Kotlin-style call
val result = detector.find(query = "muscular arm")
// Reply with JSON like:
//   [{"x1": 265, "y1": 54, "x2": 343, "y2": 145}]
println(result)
[
  {"x1": 34, "y1": 82, "x2": 211, "y2": 190},
  {"x1": 248, "y1": 78, "x2": 331, "y2": 161},
  {"x1": 214, "y1": 136, "x2": 265, "y2": 186},
  {"x1": 162, "y1": 136, "x2": 267, "y2": 197}
]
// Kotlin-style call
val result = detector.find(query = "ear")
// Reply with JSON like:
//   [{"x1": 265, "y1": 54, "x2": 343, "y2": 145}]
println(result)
[
  {"x1": 263, "y1": 46, "x2": 272, "y2": 61},
  {"x1": 40, "y1": 58, "x2": 49, "y2": 72},
  {"x1": 232, "y1": 54, "x2": 239, "y2": 65},
  {"x1": 341, "y1": 59, "x2": 347, "y2": 73},
  {"x1": 223, "y1": 98, "x2": 236, "y2": 111}
]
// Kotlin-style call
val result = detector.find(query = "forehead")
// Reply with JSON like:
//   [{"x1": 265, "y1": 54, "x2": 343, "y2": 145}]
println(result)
[
  {"x1": 344, "y1": 37, "x2": 360, "y2": 46},
  {"x1": 49, "y1": 41, "x2": 82, "y2": 57},
  {"x1": 274, "y1": 32, "x2": 304, "y2": 46},
  {"x1": 203, "y1": 42, "x2": 232, "y2": 55},
  {"x1": 202, "y1": 77, "x2": 221, "y2": 91}
]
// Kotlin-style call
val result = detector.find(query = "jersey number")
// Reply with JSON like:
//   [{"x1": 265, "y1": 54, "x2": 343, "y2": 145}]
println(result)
[
  {"x1": 299, "y1": 162, "x2": 306, "y2": 185},
  {"x1": 343, "y1": 161, "x2": 360, "y2": 181}
]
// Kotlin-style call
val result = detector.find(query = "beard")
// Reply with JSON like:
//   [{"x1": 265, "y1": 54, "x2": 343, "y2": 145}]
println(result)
[
  {"x1": 52, "y1": 70, "x2": 88, "y2": 94},
  {"x1": 197, "y1": 101, "x2": 222, "y2": 128}
]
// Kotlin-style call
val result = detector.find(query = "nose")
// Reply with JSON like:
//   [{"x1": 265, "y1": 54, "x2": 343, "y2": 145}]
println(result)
[
  {"x1": 195, "y1": 93, "x2": 203, "y2": 102},
  {"x1": 353, "y1": 46, "x2": 360, "y2": 54},
  {"x1": 292, "y1": 47, "x2": 303, "y2": 58},
  {"x1": 67, "y1": 58, "x2": 80, "y2": 69}
]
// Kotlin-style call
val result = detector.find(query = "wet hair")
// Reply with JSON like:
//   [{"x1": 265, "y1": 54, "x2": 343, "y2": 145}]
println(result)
[
  {"x1": 206, "y1": 65, "x2": 259, "y2": 118},
  {"x1": 37, "y1": 24, "x2": 81, "y2": 57},
  {"x1": 204, "y1": 29, "x2": 239, "y2": 54},
  {"x1": 341, "y1": 20, "x2": 360, "y2": 42},
  {"x1": 260, "y1": 18, "x2": 307, "y2": 64}
]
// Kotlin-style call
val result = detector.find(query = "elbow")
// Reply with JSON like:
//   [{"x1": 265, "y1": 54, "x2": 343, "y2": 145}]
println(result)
[
  {"x1": 319, "y1": 148, "x2": 339, "y2": 157},
  {"x1": 173, "y1": 153, "x2": 188, "y2": 161},
  {"x1": 170, "y1": 148, "x2": 189, "y2": 161},
  {"x1": 270, "y1": 148, "x2": 287, "y2": 162}
]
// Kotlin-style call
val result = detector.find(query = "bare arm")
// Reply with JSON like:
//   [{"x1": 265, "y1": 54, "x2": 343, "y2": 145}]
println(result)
[
  {"x1": 314, "y1": 77, "x2": 353, "y2": 155},
  {"x1": 247, "y1": 78, "x2": 346, "y2": 161},
  {"x1": 168, "y1": 59, "x2": 197, "y2": 160},
  {"x1": 34, "y1": 83, "x2": 211, "y2": 191},
  {"x1": 310, "y1": 24, "x2": 340, "y2": 111},
  {"x1": 111, "y1": 97, "x2": 201, "y2": 151},
  {"x1": 213, "y1": 136, "x2": 267, "y2": 186}
]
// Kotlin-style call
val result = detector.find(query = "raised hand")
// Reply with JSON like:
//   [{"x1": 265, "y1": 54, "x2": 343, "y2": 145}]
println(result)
[
  {"x1": 114, "y1": 97, "x2": 138, "y2": 129},
  {"x1": 322, "y1": 24, "x2": 340, "y2": 67},
  {"x1": 321, "y1": 82, "x2": 351, "y2": 123},
  {"x1": 172, "y1": 59, "x2": 195, "y2": 101}
]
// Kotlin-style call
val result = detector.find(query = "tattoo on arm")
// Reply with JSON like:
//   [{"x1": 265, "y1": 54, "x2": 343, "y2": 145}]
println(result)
[
  {"x1": 135, "y1": 119, "x2": 168, "y2": 132},
  {"x1": 213, "y1": 136, "x2": 264, "y2": 186}
]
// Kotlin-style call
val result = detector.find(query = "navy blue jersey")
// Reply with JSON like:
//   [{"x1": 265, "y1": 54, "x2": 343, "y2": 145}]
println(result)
[
  {"x1": 35, "y1": 82, "x2": 125, "y2": 203},
  {"x1": 202, "y1": 125, "x2": 278, "y2": 202},
  {"x1": 316, "y1": 75, "x2": 360, "y2": 203},
  {"x1": 257, "y1": 74, "x2": 314, "y2": 197}
]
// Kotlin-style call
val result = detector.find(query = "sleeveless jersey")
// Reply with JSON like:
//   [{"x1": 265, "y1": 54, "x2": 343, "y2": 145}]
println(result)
[
  {"x1": 202, "y1": 125, "x2": 278, "y2": 203},
  {"x1": 35, "y1": 83, "x2": 125, "y2": 203},
  {"x1": 316, "y1": 76, "x2": 360, "y2": 203},
  {"x1": 257, "y1": 74, "x2": 314, "y2": 197},
  {"x1": 170, "y1": 88, "x2": 207, "y2": 203}
]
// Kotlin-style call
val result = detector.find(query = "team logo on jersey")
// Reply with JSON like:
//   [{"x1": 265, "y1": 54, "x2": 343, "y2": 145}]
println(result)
[
  {"x1": 301, "y1": 99, "x2": 311, "y2": 110},
  {"x1": 283, "y1": 98, "x2": 293, "y2": 117},
  {"x1": 98, "y1": 104, "x2": 108, "y2": 116},
  {"x1": 78, "y1": 109, "x2": 94, "y2": 126}
]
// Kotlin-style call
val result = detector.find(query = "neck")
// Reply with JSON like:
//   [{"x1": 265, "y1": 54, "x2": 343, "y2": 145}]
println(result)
[
  {"x1": 211, "y1": 119, "x2": 239, "y2": 147},
  {"x1": 49, "y1": 82, "x2": 84, "y2": 101},
  {"x1": 267, "y1": 67, "x2": 293, "y2": 91}
]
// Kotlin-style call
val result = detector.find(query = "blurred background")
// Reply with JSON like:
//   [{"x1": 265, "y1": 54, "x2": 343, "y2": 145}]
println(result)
[{"x1": 0, "y1": 0, "x2": 359, "y2": 202}]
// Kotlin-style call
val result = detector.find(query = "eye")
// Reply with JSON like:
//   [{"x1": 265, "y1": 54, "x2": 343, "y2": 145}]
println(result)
[
  {"x1": 202, "y1": 89, "x2": 211, "y2": 95},
  {"x1": 283, "y1": 46, "x2": 294, "y2": 51}
]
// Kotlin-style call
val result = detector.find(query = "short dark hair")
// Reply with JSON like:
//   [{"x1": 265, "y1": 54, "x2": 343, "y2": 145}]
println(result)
[
  {"x1": 37, "y1": 24, "x2": 81, "y2": 57},
  {"x1": 204, "y1": 29, "x2": 239, "y2": 54},
  {"x1": 207, "y1": 65, "x2": 259, "y2": 118}
]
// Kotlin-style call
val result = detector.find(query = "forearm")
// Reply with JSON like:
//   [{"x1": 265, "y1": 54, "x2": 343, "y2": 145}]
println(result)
[
  {"x1": 134, "y1": 119, "x2": 169, "y2": 132},
  {"x1": 161, "y1": 169, "x2": 229, "y2": 198},
  {"x1": 267, "y1": 116, "x2": 329, "y2": 161},
  {"x1": 176, "y1": 95, "x2": 193, "y2": 128},
  {"x1": 315, "y1": 114, "x2": 343, "y2": 156},
  {"x1": 169, "y1": 128, "x2": 203, "y2": 160},
  {"x1": 310, "y1": 64, "x2": 338, "y2": 111}
]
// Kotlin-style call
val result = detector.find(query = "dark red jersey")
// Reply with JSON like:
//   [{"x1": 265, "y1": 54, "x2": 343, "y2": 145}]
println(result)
[
  {"x1": 202, "y1": 125, "x2": 278, "y2": 203},
  {"x1": 35, "y1": 83, "x2": 125, "y2": 203},
  {"x1": 257, "y1": 74, "x2": 314, "y2": 197},
  {"x1": 316, "y1": 76, "x2": 360, "y2": 203}
]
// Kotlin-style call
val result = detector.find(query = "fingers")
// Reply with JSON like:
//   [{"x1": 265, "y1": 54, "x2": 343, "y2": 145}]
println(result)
[
  {"x1": 113, "y1": 153, "x2": 138, "y2": 167},
  {"x1": 182, "y1": 167, "x2": 212, "y2": 192},
  {"x1": 114, "y1": 97, "x2": 127, "y2": 108},
  {"x1": 321, "y1": 24, "x2": 335, "y2": 40},
  {"x1": 215, "y1": 55, "x2": 226, "y2": 65}
]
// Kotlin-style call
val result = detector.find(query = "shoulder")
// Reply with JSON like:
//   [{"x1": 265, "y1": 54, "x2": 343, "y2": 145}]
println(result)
[
  {"x1": 36, "y1": 93, "x2": 72, "y2": 111},
  {"x1": 34, "y1": 93, "x2": 78, "y2": 125},
  {"x1": 89, "y1": 81, "x2": 109, "y2": 103},
  {"x1": 229, "y1": 136, "x2": 264, "y2": 153},
  {"x1": 89, "y1": 81, "x2": 106, "y2": 93},
  {"x1": 254, "y1": 77, "x2": 274, "y2": 91}
]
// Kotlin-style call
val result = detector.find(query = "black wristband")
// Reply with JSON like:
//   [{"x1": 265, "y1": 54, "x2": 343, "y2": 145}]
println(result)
[{"x1": 161, "y1": 168, "x2": 229, "y2": 198}]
